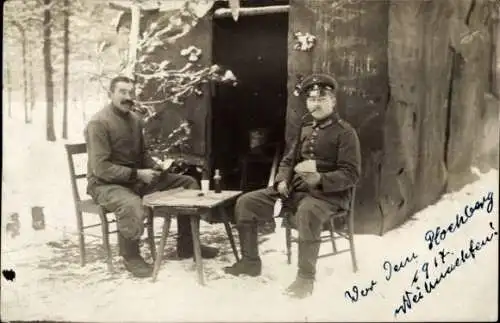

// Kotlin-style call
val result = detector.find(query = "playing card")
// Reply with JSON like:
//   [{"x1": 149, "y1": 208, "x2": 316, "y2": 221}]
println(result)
[
  {"x1": 161, "y1": 159, "x2": 175, "y2": 170},
  {"x1": 294, "y1": 159, "x2": 317, "y2": 173},
  {"x1": 151, "y1": 157, "x2": 175, "y2": 171}
]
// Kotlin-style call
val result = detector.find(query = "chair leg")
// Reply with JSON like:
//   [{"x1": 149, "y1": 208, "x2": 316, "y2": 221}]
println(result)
[
  {"x1": 146, "y1": 208, "x2": 156, "y2": 261},
  {"x1": 152, "y1": 215, "x2": 172, "y2": 282},
  {"x1": 347, "y1": 214, "x2": 358, "y2": 272},
  {"x1": 99, "y1": 209, "x2": 113, "y2": 272},
  {"x1": 329, "y1": 217, "x2": 338, "y2": 254},
  {"x1": 285, "y1": 226, "x2": 292, "y2": 265},
  {"x1": 76, "y1": 209, "x2": 86, "y2": 267},
  {"x1": 220, "y1": 207, "x2": 239, "y2": 261}
]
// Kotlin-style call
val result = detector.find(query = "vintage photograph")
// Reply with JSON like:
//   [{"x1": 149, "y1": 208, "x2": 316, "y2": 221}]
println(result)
[{"x1": 2, "y1": 0, "x2": 499, "y2": 321}]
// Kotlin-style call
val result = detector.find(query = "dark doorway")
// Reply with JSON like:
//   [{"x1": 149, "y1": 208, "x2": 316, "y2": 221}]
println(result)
[{"x1": 211, "y1": 10, "x2": 289, "y2": 191}]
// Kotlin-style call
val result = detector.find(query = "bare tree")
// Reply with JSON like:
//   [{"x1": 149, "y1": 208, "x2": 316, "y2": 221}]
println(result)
[
  {"x1": 62, "y1": 0, "x2": 70, "y2": 139},
  {"x1": 28, "y1": 41, "x2": 36, "y2": 114},
  {"x1": 5, "y1": 64, "x2": 12, "y2": 118},
  {"x1": 44, "y1": 0, "x2": 56, "y2": 141},
  {"x1": 11, "y1": 22, "x2": 31, "y2": 124}
]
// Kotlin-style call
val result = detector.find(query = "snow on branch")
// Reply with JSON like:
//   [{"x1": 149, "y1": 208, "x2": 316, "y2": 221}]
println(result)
[{"x1": 95, "y1": 0, "x2": 238, "y2": 173}]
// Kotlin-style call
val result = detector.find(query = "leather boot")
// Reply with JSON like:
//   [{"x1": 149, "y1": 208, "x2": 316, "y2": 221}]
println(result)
[
  {"x1": 118, "y1": 232, "x2": 140, "y2": 258},
  {"x1": 258, "y1": 219, "x2": 276, "y2": 235},
  {"x1": 176, "y1": 216, "x2": 219, "y2": 259},
  {"x1": 285, "y1": 240, "x2": 321, "y2": 298},
  {"x1": 223, "y1": 221, "x2": 262, "y2": 277},
  {"x1": 118, "y1": 233, "x2": 153, "y2": 278}
]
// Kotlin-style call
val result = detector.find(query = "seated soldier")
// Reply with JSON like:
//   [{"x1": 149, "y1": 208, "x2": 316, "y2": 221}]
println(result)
[
  {"x1": 85, "y1": 76, "x2": 219, "y2": 278},
  {"x1": 223, "y1": 73, "x2": 361, "y2": 298}
]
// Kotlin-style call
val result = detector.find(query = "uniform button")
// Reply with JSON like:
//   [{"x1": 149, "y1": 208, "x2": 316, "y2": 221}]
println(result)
[
  {"x1": 310, "y1": 139, "x2": 315, "y2": 144},
  {"x1": 311, "y1": 153, "x2": 315, "y2": 158}
]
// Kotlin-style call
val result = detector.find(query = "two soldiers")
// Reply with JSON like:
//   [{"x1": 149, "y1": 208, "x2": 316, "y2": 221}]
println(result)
[{"x1": 85, "y1": 73, "x2": 361, "y2": 298}]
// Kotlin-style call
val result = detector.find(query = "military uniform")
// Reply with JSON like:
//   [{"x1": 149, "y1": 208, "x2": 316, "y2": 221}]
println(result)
[
  {"x1": 84, "y1": 104, "x2": 204, "y2": 260},
  {"x1": 224, "y1": 73, "x2": 361, "y2": 297}
]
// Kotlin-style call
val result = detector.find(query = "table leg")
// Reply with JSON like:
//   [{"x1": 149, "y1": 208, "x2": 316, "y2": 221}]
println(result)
[
  {"x1": 152, "y1": 215, "x2": 171, "y2": 282},
  {"x1": 220, "y1": 207, "x2": 240, "y2": 262},
  {"x1": 190, "y1": 215, "x2": 205, "y2": 286},
  {"x1": 146, "y1": 208, "x2": 156, "y2": 261}
]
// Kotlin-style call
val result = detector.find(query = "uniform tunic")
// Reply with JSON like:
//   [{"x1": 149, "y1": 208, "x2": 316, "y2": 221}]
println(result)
[
  {"x1": 85, "y1": 104, "x2": 153, "y2": 189},
  {"x1": 84, "y1": 104, "x2": 199, "y2": 240},
  {"x1": 235, "y1": 113, "x2": 361, "y2": 242},
  {"x1": 274, "y1": 115, "x2": 361, "y2": 210}
]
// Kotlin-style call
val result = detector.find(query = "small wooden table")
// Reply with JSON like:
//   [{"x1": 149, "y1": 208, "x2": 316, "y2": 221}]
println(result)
[{"x1": 143, "y1": 188, "x2": 242, "y2": 285}]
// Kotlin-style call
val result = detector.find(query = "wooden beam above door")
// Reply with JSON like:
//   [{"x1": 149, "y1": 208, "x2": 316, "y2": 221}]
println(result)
[{"x1": 214, "y1": 5, "x2": 289, "y2": 18}]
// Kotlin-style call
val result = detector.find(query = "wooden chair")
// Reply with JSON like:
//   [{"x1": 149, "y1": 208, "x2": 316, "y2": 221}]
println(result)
[
  {"x1": 65, "y1": 143, "x2": 155, "y2": 272},
  {"x1": 266, "y1": 149, "x2": 358, "y2": 273},
  {"x1": 283, "y1": 187, "x2": 358, "y2": 272},
  {"x1": 239, "y1": 142, "x2": 281, "y2": 191}
]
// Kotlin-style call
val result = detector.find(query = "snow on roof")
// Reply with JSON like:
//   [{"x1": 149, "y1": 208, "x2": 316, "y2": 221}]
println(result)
[{"x1": 108, "y1": 0, "x2": 214, "y2": 16}]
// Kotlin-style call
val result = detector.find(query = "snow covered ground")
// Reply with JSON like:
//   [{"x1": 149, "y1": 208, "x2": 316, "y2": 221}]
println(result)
[{"x1": 1, "y1": 99, "x2": 498, "y2": 322}]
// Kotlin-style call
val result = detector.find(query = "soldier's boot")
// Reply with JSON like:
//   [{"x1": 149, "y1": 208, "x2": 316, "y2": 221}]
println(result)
[
  {"x1": 223, "y1": 221, "x2": 262, "y2": 277},
  {"x1": 176, "y1": 216, "x2": 219, "y2": 259},
  {"x1": 118, "y1": 233, "x2": 153, "y2": 278},
  {"x1": 258, "y1": 219, "x2": 276, "y2": 235},
  {"x1": 286, "y1": 240, "x2": 321, "y2": 298}
]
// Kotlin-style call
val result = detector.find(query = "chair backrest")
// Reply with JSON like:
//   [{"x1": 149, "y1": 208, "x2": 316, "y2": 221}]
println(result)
[
  {"x1": 65, "y1": 143, "x2": 88, "y2": 203},
  {"x1": 267, "y1": 143, "x2": 281, "y2": 187}
]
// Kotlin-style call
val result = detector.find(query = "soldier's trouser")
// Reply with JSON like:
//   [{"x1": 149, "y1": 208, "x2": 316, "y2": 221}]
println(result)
[
  {"x1": 89, "y1": 173, "x2": 199, "y2": 255},
  {"x1": 235, "y1": 188, "x2": 336, "y2": 278}
]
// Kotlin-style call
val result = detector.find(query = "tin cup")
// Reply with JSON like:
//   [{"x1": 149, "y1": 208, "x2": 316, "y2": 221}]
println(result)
[{"x1": 201, "y1": 179, "x2": 210, "y2": 193}]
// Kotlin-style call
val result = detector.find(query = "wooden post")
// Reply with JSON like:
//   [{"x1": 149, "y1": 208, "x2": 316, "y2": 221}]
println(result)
[
  {"x1": 125, "y1": 4, "x2": 141, "y2": 78},
  {"x1": 6, "y1": 212, "x2": 20, "y2": 238},
  {"x1": 31, "y1": 206, "x2": 46, "y2": 230}
]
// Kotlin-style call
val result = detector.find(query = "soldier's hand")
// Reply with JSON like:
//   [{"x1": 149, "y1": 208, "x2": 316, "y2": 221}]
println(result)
[
  {"x1": 138, "y1": 169, "x2": 161, "y2": 184},
  {"x1": 298, "y1": 172, "x2": 321, "y2": 188},
  {"x1": 277, "y1": 181, "x2": 290, "y2": 198}
]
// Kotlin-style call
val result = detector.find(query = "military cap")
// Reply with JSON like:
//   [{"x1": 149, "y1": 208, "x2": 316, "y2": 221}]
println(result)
[{"x1": 293, "y1": 73, "x2": 339, "y2": 97}]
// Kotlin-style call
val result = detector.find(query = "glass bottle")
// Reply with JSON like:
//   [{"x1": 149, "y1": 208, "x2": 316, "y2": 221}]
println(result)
[{"x1": 213, "y1": 169, "x2": 222, "y2": 193}]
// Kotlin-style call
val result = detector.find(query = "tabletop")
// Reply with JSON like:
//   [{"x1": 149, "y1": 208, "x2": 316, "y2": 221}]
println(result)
[{"x1": 142, "y1": 188, "x2": 243, "y2": 209}]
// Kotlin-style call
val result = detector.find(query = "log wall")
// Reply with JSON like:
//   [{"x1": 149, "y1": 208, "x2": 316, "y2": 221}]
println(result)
[
  {"x1": 287, "y1": 0, "x2": 498, "y2": 234},
  {"x1": 287, "y1": 0, "x2": 389, "y2": 234}
]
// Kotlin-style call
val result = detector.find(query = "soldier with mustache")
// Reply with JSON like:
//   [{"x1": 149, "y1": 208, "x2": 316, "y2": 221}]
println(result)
[{"x1": 85, "y1": 76, "x2": 219, "y2": 278}]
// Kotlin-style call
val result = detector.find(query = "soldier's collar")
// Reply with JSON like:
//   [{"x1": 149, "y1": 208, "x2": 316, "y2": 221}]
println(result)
[
  {"x1": 312, "y1": 114, "x2": 338, "y2": 129},
  {"x1": 110, "y1": 104, "x2": 131, "y2": 118}
]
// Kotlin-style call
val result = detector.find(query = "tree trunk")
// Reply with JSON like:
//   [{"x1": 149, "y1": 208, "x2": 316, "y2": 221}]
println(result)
[
  {"x1": 19, "y1": 26, "x2": 30, "y2": 124},
  {"x1": 6, "y1": 64, "x2": 12, "y2": 118},
  {"x1": 28, "y1": 41, "x2": 35, "y2": 115},
  {"x1": 44, "y1": 0, "x2": 56, "y2": 142},
  {"x1": 81, "y1": 79, "x2": 87, "y2": 123},
  {"x1": 62, "y1": 0, "x2": 70, "y2": 139}
]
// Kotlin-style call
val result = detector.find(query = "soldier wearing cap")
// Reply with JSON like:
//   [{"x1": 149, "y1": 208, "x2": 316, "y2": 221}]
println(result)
[{"x1": 224, "y1": 73, "x2": 361, "y2": 298}]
